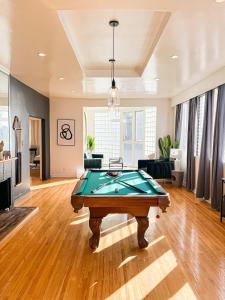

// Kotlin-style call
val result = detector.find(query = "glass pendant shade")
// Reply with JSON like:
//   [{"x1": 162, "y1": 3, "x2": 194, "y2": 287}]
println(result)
[
  {"x1": 108, "y1": 86, "x2": 120, "y2": 107},
  {"x1": 108, "y1": 103, "x2": 120, "y2": 121}
]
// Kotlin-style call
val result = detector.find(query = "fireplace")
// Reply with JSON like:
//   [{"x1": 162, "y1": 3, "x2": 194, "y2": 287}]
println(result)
[{"x1": 0, "y1": 178, "x2": 12, "y2": 210}]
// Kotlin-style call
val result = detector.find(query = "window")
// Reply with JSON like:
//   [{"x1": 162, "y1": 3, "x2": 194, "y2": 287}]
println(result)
[
  {"x1": 145, "y1": 107, "x2": 157, "y2": 156},
  {"x1": 212, "y1": 88, "x2": 218, "y2": 158},
  {"x1": 123, "y1": 143, "x2": 132, "y2": 165},
  {"x1": 194, "y1": 89, "x2": 220, "y2": 159},
  {"x1": 0, "y1": 106, "x2": 9, "y2": 149},
  {"x1": 92, "y1": 107, "x2": 157, "y2": 167},
  {"x1": 134, "y1": 143, "x2": 144, "y2": 162},
  {"x1": 211, "y1": 88, "x2": 225, "y2": 162},
  {"x1": 122, "y1": 110, "x2": 149, "y2": 166},
  {"x1": 94, "y1": 112, "x2": 120, "y2": 164},
  {"x1": 135, "y1": 111, "x2": 144, "y2": 141},
  {"x1": 0, "y1": 70, "x2": 9, "y2": 150},
  {"x1": 195, "y1": 94, "x2": 205, "y2": 156},
  {"x1": 123, "y1": 112, "x2": 132, "y2": 141},
  {"x1": 179, "y1": 101, "x2": 189, "y2": 185}
]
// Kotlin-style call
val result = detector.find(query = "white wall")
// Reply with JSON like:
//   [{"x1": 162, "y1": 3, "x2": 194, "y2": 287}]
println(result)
[
  {"x1": 50, "y1": 97, "x2": 173, "y2": 178},
  {"x1": 171, "y1": 66, "x2": 225, "y2": 107}
]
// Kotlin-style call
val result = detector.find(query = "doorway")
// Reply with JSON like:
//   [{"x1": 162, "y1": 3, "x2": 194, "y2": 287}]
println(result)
[{"x1": 29, "y1": 117, "x2": 42, "y2": 183}]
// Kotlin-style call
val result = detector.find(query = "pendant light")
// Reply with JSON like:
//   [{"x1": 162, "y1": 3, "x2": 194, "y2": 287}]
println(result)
[{"x1": 108, "y1": 20, "x2": 120, "y2": 110}]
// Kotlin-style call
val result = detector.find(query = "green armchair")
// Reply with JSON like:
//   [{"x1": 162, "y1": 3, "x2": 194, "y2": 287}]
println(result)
[{"x1": 84, "y1": 153, "x2": 103, "y2": 170}]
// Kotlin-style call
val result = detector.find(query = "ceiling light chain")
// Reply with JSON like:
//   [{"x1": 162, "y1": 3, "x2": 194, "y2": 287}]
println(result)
[{"x1": 108, "y1": 20, "x2": 120, "y2": 116}]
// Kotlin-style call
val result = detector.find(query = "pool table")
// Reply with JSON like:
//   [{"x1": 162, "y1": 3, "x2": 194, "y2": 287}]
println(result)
[{"x1": 71, "y1": 169, "x2": 170, "y2": 249}]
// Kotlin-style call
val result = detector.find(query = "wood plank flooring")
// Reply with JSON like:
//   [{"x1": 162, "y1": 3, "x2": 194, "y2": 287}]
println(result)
[
  {"x1": 0, "y1": 207, "x2": 38, "y2": 247},
  {"x1": 0, "y1": 179, "x2": 225, "y2": 300}
]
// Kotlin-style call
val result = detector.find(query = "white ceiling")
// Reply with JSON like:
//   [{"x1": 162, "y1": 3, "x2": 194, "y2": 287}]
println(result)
[
  {"x1": 0, "y1": 0, "x2": 225, "y2": 99},
  {"x1": 59, "y1": 10, "x2": 170, "y2": 75}
]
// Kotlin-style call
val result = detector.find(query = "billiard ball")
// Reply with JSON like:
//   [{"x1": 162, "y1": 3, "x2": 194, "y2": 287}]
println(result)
[{"x1": 115, "y1": 188, "x2": 119, "y2": 193}]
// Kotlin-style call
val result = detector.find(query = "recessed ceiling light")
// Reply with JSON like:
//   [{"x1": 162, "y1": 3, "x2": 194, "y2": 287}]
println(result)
[
  {"x1": 154, "y1": 78, "x2": 160, "y2": 81},
  {"x1": 59, "y1": 77, "x2": 64, "y2": 80},
  {"x1": 171, "y1": 55, "x2": 178, "y2": 59},
  {"x1": 37, "y1": 52, "x2": 46, "y2": 57},
  {"x1": 215, "y1": 0, "x2": 225, "y2": 3}
]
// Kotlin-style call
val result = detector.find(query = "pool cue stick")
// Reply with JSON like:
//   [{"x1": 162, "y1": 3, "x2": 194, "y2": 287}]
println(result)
[
  {"x1": 116, "y1": 180, "x2": 146, "y2": 193},
  {"x1": 91, "y1": 177, "x2": 120, "y2": 193}
]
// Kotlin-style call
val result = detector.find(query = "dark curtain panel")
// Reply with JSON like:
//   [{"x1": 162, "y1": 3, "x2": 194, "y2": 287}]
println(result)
[
  {"x1": 186, "y1": 97, "x2": 198, "y2": 191},
  {"x1": 196, "y1": 90, "x2": 213, "y2": 199},
  {"x1": 175, "y1": 104, "x2": 183, "y2": 144},
  {"x1": 211, "y1": 85, "x2": 225, "y2": 210}
]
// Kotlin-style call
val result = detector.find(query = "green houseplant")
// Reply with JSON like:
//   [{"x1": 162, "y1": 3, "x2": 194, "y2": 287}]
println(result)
[
  {"x1": 158, "y1": 135, "x2": 179, "y2": 159},
  {"x1": 86, "y1": 135, "x2": 95, "y2": 157},
  {"x1": 0, "y1": 140, "x2": 4, "y2": 161}
]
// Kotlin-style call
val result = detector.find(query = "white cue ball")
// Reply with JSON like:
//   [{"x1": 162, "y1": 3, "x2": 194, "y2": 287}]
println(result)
[{"x1": 115, "y1": 188, "x2": 119, "y2": 193}]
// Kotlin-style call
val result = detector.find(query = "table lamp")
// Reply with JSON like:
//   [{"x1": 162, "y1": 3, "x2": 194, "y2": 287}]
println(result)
[{"x1": 170, "y1": 148, "x2": 182, "y2": 171}]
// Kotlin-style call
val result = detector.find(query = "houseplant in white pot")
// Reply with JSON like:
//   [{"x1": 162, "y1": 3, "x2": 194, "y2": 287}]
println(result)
[{"x1": 0, "y1": 140, "x2": 4, "y2": 161}]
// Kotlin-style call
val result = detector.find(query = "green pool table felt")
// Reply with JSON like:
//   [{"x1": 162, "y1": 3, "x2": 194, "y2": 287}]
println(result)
[{"x1": 77, "y1": 170, "x2": 166, "y2": 196}]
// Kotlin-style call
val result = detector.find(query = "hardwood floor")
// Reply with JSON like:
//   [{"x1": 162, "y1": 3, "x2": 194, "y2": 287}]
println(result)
[
  {"x1": 0, "y1": 207, "x2": 38, "y2": 246},
  {"x1": 0, "y1": 179, "x2": 225, "y2": 299}
]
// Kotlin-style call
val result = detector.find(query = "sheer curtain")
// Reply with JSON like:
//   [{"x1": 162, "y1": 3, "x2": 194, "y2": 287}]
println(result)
[
  {"x1": 196, "y1": 91, "x2": 213, "y2": 199},
  {"x1": 179, "y1": 101, "x2": 189, "y2": 186},
  {"x1": 211, "y1": 84, "x2": 225, "y2": 210},
  {"x1": 175, "y1": 104, "x2": 183, "y2": 144}
]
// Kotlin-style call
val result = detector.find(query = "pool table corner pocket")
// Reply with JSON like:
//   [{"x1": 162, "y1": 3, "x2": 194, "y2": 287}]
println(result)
[
  {"x1": 71, "y1": 196, "x2": 84, "y2": 213},
  {"x1": 158, "y1": 196, "x2": 170, "y2": 213}
]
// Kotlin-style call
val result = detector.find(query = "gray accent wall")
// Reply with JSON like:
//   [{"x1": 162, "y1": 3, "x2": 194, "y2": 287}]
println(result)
[{"x1": 10, "y1": 76, "x2": 50, "y2": 200}]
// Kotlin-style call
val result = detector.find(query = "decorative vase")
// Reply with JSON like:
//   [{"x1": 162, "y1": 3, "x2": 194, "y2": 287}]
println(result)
[
  {"x1": 87, "y1": 151, "x2": 92, "y2": 159},
  {"x1": 0, "y1": 151, "x2": 3, "y2": 161}
]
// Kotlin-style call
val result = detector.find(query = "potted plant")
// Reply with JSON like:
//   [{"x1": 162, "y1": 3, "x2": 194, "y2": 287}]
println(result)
[
  {"x1": 86, "y1": 135, "x2": 95, "y2": 158},
  {"x1": 0, "y1": 140, "x2": 4, "y2": 161},
  {"x1": 158, "y1": 135, "x2": 179, "y2": 159}
]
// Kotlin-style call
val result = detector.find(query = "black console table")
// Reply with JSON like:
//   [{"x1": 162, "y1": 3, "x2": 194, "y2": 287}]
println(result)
[
  {"x1": 138, "y1": 159, "x2": 174, "y2": 179},
  {"x1": 221, "y1": 178, "x2": 225, "y2": 222}
]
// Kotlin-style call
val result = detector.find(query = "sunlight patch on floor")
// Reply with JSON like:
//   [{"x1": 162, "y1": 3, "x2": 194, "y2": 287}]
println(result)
[
  {"x1": 101, "y1": 217, "x2": 155, "y2": 233},
  {"x1": 170, "y1": 283, "x2": 197, "y2": 299},
  {"x1": 117, "y1": 236, "x2": 165, "y2": 268},
  {"x1": 92, "y1": 217, "x2": 158, "y2": 252},
  {"x1": 95, "y1": 221, "x2": 137, "y2": 252},
  {"x1": 101, "y1": 218, "x2": 135, "y2": 234},
  {"x1": 31, "y1": 179, "x2": 76, "y2": 190},
  {"x1": 73, "y1": 213, "x2": 89, "y2": 219},
  {"x1": 70, "y1": 217, "x2": 89, "y2": 225},
  {"x1": 118, "y1": 256, "x2": 137, "y2": 268},
  {"x1": 106, "y1": 250, "x2": 178, "y2": 299}
]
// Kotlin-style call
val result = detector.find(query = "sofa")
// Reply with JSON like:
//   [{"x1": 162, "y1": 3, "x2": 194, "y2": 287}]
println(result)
[
  {"x1": 138, "y1": 159, "x2": 174, "y2": 179},
  {"x1": 84, "y1": 153, "x2": 103, "y2": 170}
]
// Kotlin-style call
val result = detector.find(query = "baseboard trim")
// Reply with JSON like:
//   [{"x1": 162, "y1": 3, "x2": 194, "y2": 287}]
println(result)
[{"x1": 51, "y1": 173, "x2": 76, "y2": 178}]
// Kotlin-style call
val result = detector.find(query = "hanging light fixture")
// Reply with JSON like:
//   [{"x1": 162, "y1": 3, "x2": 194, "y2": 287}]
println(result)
[{"x1": 108, "y1": 20, "x2": 120, "y2": 111}]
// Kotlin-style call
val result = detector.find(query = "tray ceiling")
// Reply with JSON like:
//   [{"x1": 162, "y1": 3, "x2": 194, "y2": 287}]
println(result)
[
  {"x1": 59, "y1": 10, "x2": 170, "y2": 76},
  {"x1": 0, "y1": 0, "x2": 224, "y2": 99}
]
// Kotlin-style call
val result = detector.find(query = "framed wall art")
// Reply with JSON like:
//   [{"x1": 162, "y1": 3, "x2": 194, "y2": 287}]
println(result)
[{"x1": 57, "y1": 119, "x2": 75, "y2": 146}]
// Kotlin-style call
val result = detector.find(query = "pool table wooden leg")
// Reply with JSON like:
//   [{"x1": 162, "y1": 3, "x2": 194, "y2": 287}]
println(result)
[
  {"x1": 89, "y1": 217, "x2": 102, "y2": 249},
  {"x1": 135, "y1": 217, "x2": 149, "y2": 249}
]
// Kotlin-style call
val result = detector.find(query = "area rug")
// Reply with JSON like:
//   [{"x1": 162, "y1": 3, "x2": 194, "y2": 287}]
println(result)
[{"x1": 0, "y1": 207, "x2": 38, "y2": 247}]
